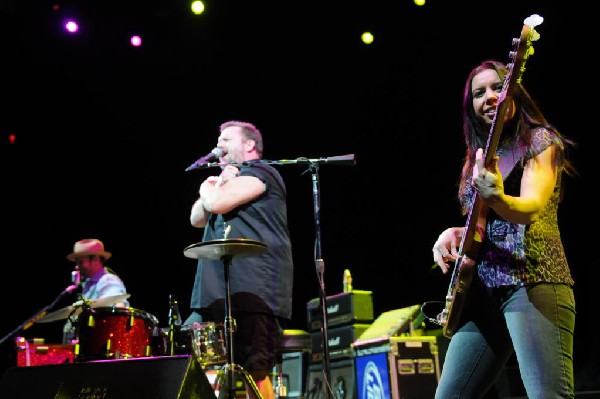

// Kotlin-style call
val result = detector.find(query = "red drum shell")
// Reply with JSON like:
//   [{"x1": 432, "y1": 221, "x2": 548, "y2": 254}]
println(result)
[{"x1": 77, "y1": 307, "x2": 159, "y2": 361}]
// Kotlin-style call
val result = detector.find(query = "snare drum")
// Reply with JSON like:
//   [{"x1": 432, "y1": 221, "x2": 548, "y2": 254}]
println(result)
[
  {"x1": 190, "y1": 322, "x2": 226, "y2": 365},
  {"x1": 153, "y1": 322, "x2": 226, "y2": 365},
  {"x1": 77, "y1": 307, "x2": 159, "y2": 362}
]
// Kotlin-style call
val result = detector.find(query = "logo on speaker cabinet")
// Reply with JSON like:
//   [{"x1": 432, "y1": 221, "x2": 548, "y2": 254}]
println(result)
[{"x1": 361, "y1": 361, "x2": 385, "y2": 399}]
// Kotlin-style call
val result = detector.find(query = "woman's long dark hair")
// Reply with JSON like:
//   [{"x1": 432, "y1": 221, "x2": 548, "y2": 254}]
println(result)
[{"x1": 457, "y1": 60, "x2": 576, "y2": 214}]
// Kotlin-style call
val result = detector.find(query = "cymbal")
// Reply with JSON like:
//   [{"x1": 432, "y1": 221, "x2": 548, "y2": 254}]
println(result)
[
  {"x1": 36, "y1": 293, "x2": 131, "y2": 323},
  {"x1": 183, "y1": 238, "x2": 267, "y2": 260},
  {"x1": 90, "y1": 294, "x2": 131, "y2": 308}
]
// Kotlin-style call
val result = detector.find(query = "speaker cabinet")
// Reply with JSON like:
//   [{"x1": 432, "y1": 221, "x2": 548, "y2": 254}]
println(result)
[
  {"x1": 0, "y1": 355, "x2": 215, "y2": 399},
  {"x1": 272, "y1": 351, "x2": 308, "y2": 398},
  {"x1": 305, "y1": 358, "x2": 356, "y2": 399}
]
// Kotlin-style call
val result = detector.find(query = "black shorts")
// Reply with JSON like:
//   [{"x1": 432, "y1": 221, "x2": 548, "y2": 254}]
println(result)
[{"x1": 232, "y1": 312, "x2": 283, "y2": 372}]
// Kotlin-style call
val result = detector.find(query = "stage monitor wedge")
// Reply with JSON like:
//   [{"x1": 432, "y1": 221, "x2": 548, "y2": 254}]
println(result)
[{"x1": 0, "y1": 355, "x2": 215, "y2": 399}]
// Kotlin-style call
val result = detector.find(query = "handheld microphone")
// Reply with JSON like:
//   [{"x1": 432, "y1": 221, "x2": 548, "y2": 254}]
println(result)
[
  {"x1": 185, "y1": 148, "x2": 223, "y2": 171},
  {"x1": 63, "y1": 269, "x2": 82, "y2": 293},
  {"x1": 71, "y1": 270, "x2": 81, "y2": 286}
]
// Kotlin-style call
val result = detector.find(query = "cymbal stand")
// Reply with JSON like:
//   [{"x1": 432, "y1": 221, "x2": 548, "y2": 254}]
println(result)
[
  {"x1": 216, "y1": 253, "x2": 263, "y2": 399},
  {"x1": 168, "y1": 294, "x2": 182, "y2": 355}
]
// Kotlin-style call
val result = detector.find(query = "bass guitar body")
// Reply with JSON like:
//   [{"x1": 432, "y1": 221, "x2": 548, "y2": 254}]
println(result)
[{"x1": 440, "y1": 206, "x2": 487, "y2": 337}]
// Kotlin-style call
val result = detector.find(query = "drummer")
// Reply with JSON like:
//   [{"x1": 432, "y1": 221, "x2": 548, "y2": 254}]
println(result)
[{"x1": 62, "y1": 238, "x2": 129, "y2": 344}]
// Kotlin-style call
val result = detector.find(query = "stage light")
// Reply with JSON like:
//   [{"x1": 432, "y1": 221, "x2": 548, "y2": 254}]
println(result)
[
  {"x1": 130, "y1": 35, "x2": 142, "y2": 47},
  {"x1": 64, "y1": 19, "x2": 79, "y2": 34},
  {"x1": 361, "y1": 32, "x2": 374, "y2": 45},
  {"x1": 191, "y1": 1, "x2": 205, "y2": 15}
]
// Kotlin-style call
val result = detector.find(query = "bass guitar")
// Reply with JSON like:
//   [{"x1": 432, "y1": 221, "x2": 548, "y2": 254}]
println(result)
[{"x1": 437, "y1": 14, "x2": 544, "y2": 338}]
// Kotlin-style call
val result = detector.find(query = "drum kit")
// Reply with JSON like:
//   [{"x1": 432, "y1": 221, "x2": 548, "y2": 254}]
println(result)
[
  {"x1": 34, "y1": 294, "x2": 228, "y2": 366},
  {"x1": 27, "y1": 237, "x2": 267, "y2": 399}
]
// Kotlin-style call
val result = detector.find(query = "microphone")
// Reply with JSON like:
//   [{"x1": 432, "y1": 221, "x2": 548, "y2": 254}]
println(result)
[
  {"x1": 62, "y1": 269, "x2": 81, "y2": 294},
  {"x1": 185, "y1": 148, "x2": 224, "y2": 171},
  {"x1": 71, "y1": 270, "x2": 81, "y2": 286}
]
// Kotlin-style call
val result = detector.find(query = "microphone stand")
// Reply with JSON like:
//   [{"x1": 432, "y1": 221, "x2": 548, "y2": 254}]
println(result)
[
  {"x1": 278, "y1": 154, "x2": 355, "y2": 399},
  {"x1": 305, "y1": 161, "x2": 333, "y2": 399},
  {"x1": 0, "y1": 286, "x2": 76, "y2": 348}
]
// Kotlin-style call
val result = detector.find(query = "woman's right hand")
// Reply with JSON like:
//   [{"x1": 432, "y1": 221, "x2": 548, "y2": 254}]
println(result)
[{"x1": 432, "y1": 227, "x2": 464, "y2": 273}]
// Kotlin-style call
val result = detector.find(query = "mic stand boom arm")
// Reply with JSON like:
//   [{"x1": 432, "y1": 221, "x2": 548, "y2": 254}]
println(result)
[
  {"x1": 183, "y1": 154, "x2": 356, "y2": 170},
  {"x1": 0, "y1": 286, "x2": 76, "y2": 347}
]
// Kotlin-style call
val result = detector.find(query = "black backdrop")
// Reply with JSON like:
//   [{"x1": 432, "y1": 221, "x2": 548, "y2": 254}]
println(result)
[{"x1": 0, "y1": 0, "x2": 596, "y2": 384}]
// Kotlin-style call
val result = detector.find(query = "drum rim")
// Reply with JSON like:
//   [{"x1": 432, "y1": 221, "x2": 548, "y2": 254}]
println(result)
[
  {"x1": 160, "y1": 321, "x2": 225, "y2": 333},
  {"x1": 82, "y1": 306, "x2": 159, "y2": 325}
]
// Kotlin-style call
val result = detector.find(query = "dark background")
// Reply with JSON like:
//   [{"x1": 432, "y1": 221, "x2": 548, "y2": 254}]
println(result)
[{"x1": 0, "y1": 0, "x2": 596, "y2": 386}]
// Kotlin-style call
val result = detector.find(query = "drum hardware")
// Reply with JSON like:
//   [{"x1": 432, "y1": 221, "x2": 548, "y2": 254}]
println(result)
[
  {"x1": 167, "y1": 294, "x2": 182, "y2": 356},
  {"x1": 184, "y1": 237, "x2": 268, "y2": 399}
]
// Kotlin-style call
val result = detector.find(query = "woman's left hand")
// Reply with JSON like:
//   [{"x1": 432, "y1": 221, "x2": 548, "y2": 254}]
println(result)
[{"x1": 472, "y1": 148, "x2": 504, "y2": 203}]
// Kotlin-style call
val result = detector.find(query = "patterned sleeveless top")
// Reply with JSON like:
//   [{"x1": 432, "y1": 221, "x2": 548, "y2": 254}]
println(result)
[{"x1": 461, "y1": 127, "x2": 574, "y2": 288}]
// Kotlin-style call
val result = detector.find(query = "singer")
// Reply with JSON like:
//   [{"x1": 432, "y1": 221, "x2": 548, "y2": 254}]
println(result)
[{"x1": 184, "y1": 120, "x2": 293, "y2": 399}]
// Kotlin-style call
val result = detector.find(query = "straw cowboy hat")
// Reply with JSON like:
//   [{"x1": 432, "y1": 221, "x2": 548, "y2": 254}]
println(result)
[{"x1": 67, "y1": 238, "x2": 112, "y2": 262}]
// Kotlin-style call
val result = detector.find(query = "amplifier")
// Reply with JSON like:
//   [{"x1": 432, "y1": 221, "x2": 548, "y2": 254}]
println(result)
[
  {"x1": 354, "y1": 336, "x2": 440, "y2": 399},
  {"x1": 306, "y1": 358, "x2": 356, "y2": 399},
  {"x1": 310, "y1": 324, "x2": 370, "y2": 362},
  {"x1": 306, "y1": 291, "x2": 374, "y2": 331}
]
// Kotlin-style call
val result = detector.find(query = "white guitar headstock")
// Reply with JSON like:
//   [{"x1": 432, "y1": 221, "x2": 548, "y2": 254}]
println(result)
[{"x1": 524, "y1": 14, "x2": 543, "y2": 41}]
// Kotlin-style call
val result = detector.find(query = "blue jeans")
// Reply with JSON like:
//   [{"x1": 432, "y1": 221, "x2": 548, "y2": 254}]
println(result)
[{"x1": 435, "y1": 282, "x2": 575, "y2": 399}]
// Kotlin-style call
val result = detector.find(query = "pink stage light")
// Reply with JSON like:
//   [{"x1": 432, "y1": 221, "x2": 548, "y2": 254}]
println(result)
[
  {"x1": 64, "y1": 19, "x2": 79, "y2": 33},
  {"x1": 130, "y1": 35, "x2": 142, "y2": 47}
]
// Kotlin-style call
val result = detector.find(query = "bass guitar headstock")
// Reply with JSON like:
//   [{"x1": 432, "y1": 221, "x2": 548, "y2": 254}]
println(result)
[{"x1": 485, "y1": 14, "x2": 543, "y2": 164}]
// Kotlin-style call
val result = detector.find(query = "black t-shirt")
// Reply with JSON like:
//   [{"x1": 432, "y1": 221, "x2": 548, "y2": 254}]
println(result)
[{"x1": 189, "y1": 161, "x2": 294, "y2": 319}]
